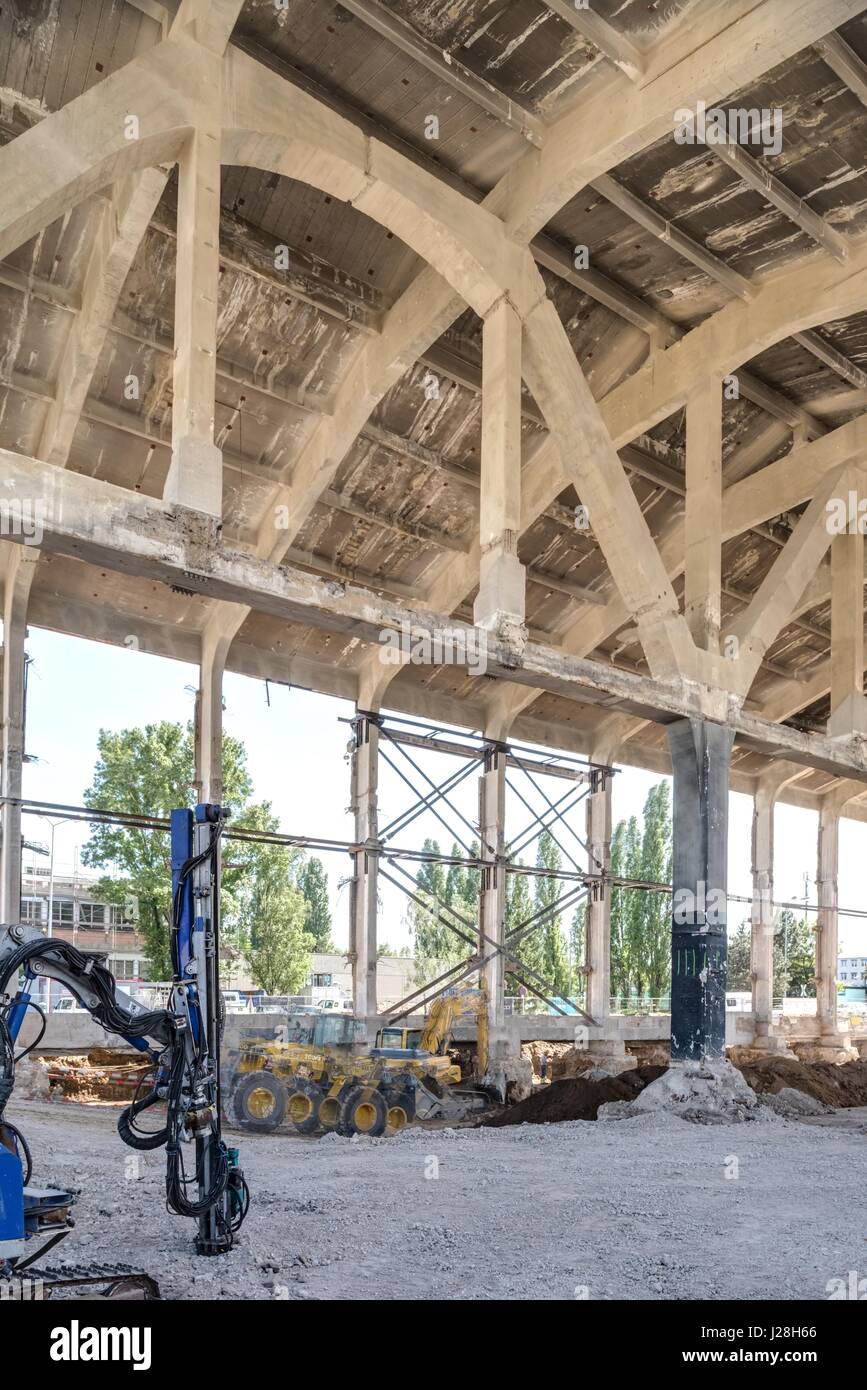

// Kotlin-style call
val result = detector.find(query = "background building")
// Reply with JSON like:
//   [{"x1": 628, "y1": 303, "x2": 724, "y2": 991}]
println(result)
[{"x1": 20, "y1": 863, "x2": 149, "y2": 1006}]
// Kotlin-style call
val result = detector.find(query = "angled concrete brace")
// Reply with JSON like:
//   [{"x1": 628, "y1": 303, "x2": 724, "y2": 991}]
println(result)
[
  {"x1": 728, "y1": 463, "x2": 857, "y2": 694},
  {"x1": 486, "y1": 411, "x2": 867, "y2": 737}
]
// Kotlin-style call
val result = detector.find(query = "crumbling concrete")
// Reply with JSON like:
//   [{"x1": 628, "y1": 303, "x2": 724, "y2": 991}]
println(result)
[{"x1": 598, "y1": 1060, "x2": 765, "y2": 1125}]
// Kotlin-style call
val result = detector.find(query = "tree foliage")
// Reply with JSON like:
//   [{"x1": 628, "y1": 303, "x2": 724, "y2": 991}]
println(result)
[
  {"x1": 726, "y1": 909, "x2": 816, "y2": 998},
  {"x1": 82, "y1": 721, "x2": 313, "y2": 990},
  {"x1": 298, "y1": 857, "x2": 333, "y2": 951},
  {"x1": 609, "y1": 782, "x2": 672, "y2": 1003}
]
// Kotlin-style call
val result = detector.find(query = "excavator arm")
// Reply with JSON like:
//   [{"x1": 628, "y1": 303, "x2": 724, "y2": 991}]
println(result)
[{"x1": 419, "y1": 981, "x2": 489, "y2": 1075}]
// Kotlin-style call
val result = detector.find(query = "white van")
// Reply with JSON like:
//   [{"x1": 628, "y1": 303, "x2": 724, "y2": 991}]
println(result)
[{"x1": 315, "y1": 996, "x2": 354, "y2": 1014}]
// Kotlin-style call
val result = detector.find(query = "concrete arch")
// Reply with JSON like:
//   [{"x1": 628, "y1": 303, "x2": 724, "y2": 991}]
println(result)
[
  {"x1": 0, "y1": 36, "x2": 203, "y2": 262},
  {"x1": 220, "y1": 48, "x2": 530, "y2": 322}
]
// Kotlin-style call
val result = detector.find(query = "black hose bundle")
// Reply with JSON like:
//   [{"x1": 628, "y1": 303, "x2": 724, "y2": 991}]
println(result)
[{"x1": 0, "y1": 938, "x2": 173, "y2": 1044}]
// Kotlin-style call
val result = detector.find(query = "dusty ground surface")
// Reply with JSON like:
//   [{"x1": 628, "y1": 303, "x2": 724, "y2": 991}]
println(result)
[{"x1": 8, "y1": 1096, "x2": 867, "y2": 1302}]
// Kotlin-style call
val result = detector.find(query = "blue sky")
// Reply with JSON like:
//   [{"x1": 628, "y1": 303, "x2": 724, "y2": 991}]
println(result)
[{"x1": 16, "y1": 626, "x2": 867, "y2": 958}]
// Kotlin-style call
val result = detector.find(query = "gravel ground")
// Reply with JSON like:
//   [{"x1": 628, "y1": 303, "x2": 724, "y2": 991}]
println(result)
[{"x1": 8, "y1": 1097, "x2": 867, "y2": 1301}]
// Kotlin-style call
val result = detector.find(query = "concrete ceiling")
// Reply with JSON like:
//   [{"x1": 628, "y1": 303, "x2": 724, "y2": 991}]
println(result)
[{"x1": 3, "y1": 0, "x2": 867, "y2": 816}]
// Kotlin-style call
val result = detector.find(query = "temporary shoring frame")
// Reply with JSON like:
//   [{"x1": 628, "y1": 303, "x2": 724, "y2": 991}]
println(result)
[
  {"x1": 2, "y1": 778, "x2": 861, "y2": 1025},
  {"x1": 347, "y1": 710, "x2": 616, "y2": 1028}
]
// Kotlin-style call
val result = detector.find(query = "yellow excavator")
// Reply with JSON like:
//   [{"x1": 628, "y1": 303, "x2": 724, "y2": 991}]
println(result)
[
  {"x1": 228, "y1": 982, "x2": 491, "y2": 1138},
  {"x1": 372, "y1": 983, "x2": 489, "y2": 1079}
]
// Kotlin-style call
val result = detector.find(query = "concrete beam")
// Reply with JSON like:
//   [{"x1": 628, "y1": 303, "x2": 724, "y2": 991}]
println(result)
[
  {"x1": 712, "y1": 142, "x2": 849, "y2": 264},
  {"x1": 544, "y1": 1, "x2": 645, "y2": 83},
  {"x1": 815, "y1": 30, "x2": 867, "y2": 107},
  {"x1": 498, "y1": 0, "x2": 864, "y2": 242},
  {"x1": 336, "y1": 0, "x2": 544, "y2": 147},
  {"x1": 7, "y1": 451, "x2": 867, "y2": 779}
]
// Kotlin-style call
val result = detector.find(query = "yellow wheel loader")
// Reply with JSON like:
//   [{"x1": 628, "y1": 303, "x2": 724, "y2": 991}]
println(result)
[{"x1": 227, "y1": 984, "x2": 493, "y2": 1137}]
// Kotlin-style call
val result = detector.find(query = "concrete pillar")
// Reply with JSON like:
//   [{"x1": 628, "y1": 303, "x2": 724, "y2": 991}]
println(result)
[
  {"x1": 667, "y1": 717, "x2": 734, "y2": 1062},
  {"x1": 684, "y1": 377, "x2": 722, "y2": 652},
  {"x1": 194, "y1": 628, "x2": 230, "y2": 803},
  {"x1": 473, "y1": 297, "x2": 525, "y2": 645},
  {"x1": 827, "y1": 530, "x2": 867, "y2": 737},
  {"x1": 163, "y1": 125, "x2": 223, "y2": 518},
  {"x1": 478, "y1": 742, "x2": 508, "y2": 1028},
  {"x1": 349, "y1": 714, "x2": 379, "y2": 1023},
  {"x1": 0, "y1": 551, "x2": 36, "y2": 923},
  {"x1": 816, "y1": 803, "x2": 840, "y2": 1041},
  {"x1": 584, "y1": 767, "x2": 612, "y2": 1026},
  {"x1": 750, "y1": 786, "x2": 776, "y2": 1040}
]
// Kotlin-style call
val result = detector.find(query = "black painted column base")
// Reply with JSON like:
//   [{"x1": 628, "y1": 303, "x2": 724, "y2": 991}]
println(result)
[{"x1": 666, "y1": 717, "x2": 734, "y2": 1063}]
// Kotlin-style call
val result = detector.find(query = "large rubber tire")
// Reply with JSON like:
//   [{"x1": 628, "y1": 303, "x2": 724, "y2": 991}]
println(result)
[
  {"x1": 233, "y1": 1071, "x2": 286, "y2": 1132},
  {"x1": 340, "y1": 1084, "x2": 388, "y2": 1138},
  {"x1": 383, "y1": 1085, "x2": 415, "y2": 1136},
  {"x1": 318, "y1": 1089, "x2": 345, "y2": 1134},
  {"x1": 286, "y1": 1078, "x2": 323, "y2": 1136}
]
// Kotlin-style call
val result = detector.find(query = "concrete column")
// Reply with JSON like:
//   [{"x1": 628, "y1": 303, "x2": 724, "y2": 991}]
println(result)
[
  {"x1": 194, "y1": 629, "x2": 230, "y2": 803},
  {"x1": 473, "y1": 297, "x2": 525, "y2": 645},
  {"x1": 163, "y1": 124, "x2": 222, "y2": 518},
  {"x1": 750, "y1": 786, "x2": 776, "y2": 1040},
  {"x1": 350, "y1": 714, "x2": 379, "y2": 1024},
  {"x1": 584, "y1": 768, "x2": 612, "y2": 1025},
  {"x1": 816, "y1": 803, "x2": 840, "y2": 1041},
  {"x1": 667, "y1": 717, "x2": 734, "y2": 1062},
  {"x1": 478, "y1": 742, "x2": 508, "y2": 1028},
  {"x1": 827, "y1": 529, "x2": 867, "y2": 737},
  {"x1": 684, "y1": 377, "x2": 722, "y2": 652},
  {"x1": 0, "y1": 551, "x2": 36, "y2": 923}
]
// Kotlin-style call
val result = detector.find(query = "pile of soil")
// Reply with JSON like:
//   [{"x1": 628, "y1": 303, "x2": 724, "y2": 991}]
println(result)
[
  {"x1": 736, "y1": 1057, "x2": 867, "y2": 1109},
  {"x1": 479, "y1": 1066, "x2": 667, "y2": 1126}
]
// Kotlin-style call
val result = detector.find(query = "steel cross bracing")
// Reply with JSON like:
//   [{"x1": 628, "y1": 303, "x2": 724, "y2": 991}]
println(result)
[{"x1": 349, "y1": 712, "x2": 614, "y2": 1027}]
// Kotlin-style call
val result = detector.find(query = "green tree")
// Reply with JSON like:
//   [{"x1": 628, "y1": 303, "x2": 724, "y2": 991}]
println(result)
[
  {"x1": 460, "y1": 838, "x2": 481, "y2": 919},
  {"x1": 608, "y1": 782, "x2": 673, "y2": 1003},
  {"x1": 82, "y1": 721, "x2": 257, "y2": 980},
  {"x1": 726, "y1": 919, "x2": 753, "y2": 991},
  {"x1": 777, "y1": 911, "x2": 816, "y2": 997},
  {"x1": 298, "y1": 857, "x2": 333, "y2": 951},
  {"x1": 528, "y1": 831, "x2": 571, "y2": 999},
  {"x1": 409, "y1": 840, "x2": 464, "y2": 981},
  {"x1": 240, "y1": 842, "x2": 313, "y2": 994},
  {"x1": 443, "y1": 842, "x2": 466, "y2": 917},
  {"x1": 505, "y1": 863, "x2": 532, "y2": 994},
  {"x1": 620, "y1": 816, "x2": 645, "y2": 995},
  {"x1": 570, "y1": 899, "x2": 586, "y2": 1000},
  {"x1": 609, "y1": 820, "x2": 631, "y2": 1000},
  {"x1": 377, "y1": 941, "x2": 411, "y2": 958},
  {"x1": 638, "y1": 782, "x2": 672, "y2": 999}
]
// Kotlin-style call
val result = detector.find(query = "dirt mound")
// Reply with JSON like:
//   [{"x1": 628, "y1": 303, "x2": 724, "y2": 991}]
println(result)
[
  {"x1": 736, "y1": 1057, "x2": 867, "y2": 1109},
  {"x1": 600, "y1": 1060, "x2": 764, "y2": 1125},
  {"x1": 479, "y1": 1066, "x2": 666, "y2": 1126}
]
